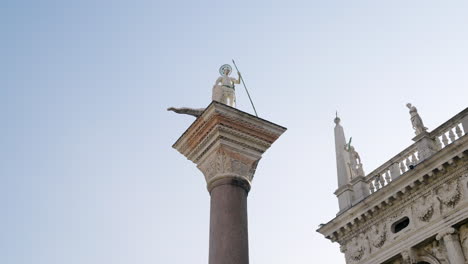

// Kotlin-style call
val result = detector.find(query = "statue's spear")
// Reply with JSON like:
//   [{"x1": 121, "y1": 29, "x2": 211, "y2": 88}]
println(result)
[{"x1": 232, "y1": 59, "x2": 258, "y2": 117}]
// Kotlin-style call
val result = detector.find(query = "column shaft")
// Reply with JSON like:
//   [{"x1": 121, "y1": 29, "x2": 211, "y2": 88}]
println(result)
[
  {"x1": 209, "y1": 182, "x2": 249, "y2": 264},
  {"x1": 442, "y1": 233, "x2": 465, "y2": 264}
]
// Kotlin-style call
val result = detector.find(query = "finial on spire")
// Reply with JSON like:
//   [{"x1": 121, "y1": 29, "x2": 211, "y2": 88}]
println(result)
[{"x1": 334, "y1": 111, "x2": 341, "y2": 124}]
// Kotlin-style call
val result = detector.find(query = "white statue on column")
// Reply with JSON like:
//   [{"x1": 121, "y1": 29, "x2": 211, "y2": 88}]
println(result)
[
  {"x1": 212, "y1": 64, "x2": 240, "y2": 107},
  {"x1": 407, "y1": 103, "x2": 428, "y2": 136},
  {"x1": 168, "y1": 64, "x2": 240, "y2": 117}
]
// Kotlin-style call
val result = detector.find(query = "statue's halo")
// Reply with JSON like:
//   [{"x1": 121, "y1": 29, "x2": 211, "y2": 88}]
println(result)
[{"x1": 219, "y1": 64, "x2": 232, "y2": 76}]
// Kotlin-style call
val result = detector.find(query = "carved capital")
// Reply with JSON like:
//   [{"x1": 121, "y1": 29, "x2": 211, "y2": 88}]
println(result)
[
  {"x1": 197, "y1": 148, "x2": 260, "y2": 192},
  {"x1": 436, "y1": 227, "x2": 456, "y2": 241},
  {"x1": 173, "y1": 102, "x2": 286, "y2": 193}
]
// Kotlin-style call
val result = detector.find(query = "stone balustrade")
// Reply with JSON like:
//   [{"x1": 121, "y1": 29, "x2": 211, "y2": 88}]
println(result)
[
  {"x1": 433, "y1": 122, "x2": 465, "y2": 150},
  {"x1": 364, "y1": 107, "x2": 468, "y2": 196},
  {"x1": 367, "y1": 146, "x2": 419, "y2": 194}
]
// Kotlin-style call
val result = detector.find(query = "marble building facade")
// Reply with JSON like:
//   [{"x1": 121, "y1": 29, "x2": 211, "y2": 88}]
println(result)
[{"x1": 318, "y1": 107, "x2": 468, "y2": 264}]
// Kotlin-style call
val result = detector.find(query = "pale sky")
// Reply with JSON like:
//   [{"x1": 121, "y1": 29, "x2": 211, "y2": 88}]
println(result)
[{"x1": 2, "y1": 1, "x2": 468, "y2": 263}]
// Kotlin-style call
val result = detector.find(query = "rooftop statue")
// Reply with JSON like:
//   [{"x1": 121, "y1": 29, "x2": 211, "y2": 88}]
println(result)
[
  {"x1": 406, "y1": 103, "x2": 427, "y2": 135},
  {"x1": 345, "y1": 138, "x2": 365, "y2": 179},
  {"x1": 167, "y1": 64, "x2": 240, "y2": 117},
  {"x1": 212, "y1": 64, "x2": 240, "y2": 107}
]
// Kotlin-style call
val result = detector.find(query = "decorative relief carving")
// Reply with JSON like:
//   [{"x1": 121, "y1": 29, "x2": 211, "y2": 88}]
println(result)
[
  {"x1": 198, "y1": 148, "x2": 257, "y2": 183},
  {"x1": 437, "y1": 180, "x2": 461, "y2": 208},
  {"x1": 232, "y1": 159, "x2": 249, "y2": 176},
  {"x1": 339, "y1": 244, "x2": 347, "y2": 253},
  {"x1": 201, "y1": 149, "x2": 232, "y2": 179},
  {"x1": 347, "y1": 236, "x2": 365, "y2": 262},
  {"x1": 413, "y1": 195, "x2": 434, "y2": 222},
  {"x1": 369, "y1": 222, "x2": 387, "y2": 248},
  {"x1": 330, "y1": 156, "x2": 468, "y2": 262}
]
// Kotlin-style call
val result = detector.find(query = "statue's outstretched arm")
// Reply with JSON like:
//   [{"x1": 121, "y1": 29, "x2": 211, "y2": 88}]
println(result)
[{"x1": 167, "y1": 107, "x2": 205, "y2": 117}]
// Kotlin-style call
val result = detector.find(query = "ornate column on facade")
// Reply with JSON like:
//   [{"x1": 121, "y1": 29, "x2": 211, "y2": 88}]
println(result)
[
  {"x1": 436, "y1": 228, "x2": 466, "y2": 264},
  {"x1": 173, "y1": 101, "x2": 286, "y2": 264}
]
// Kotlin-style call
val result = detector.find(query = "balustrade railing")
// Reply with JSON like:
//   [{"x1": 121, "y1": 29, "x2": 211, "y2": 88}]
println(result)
[
  {"x1": 434, "y1": 123, "x2": 465, "y2": 150},
  {"x1": 367, "y1": 146, "x2": 419, "y2": 194},
  {"x1": 364, "y1": 108, "x2": 468, "y2": 195}
]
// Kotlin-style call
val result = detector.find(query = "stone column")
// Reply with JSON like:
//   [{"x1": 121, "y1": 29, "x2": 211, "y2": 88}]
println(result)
[
  {"x1": 208, "y1": 177, "x2": 250, "y2": 264},
  {"x1": 173, "y1": 102, "x2": 286, "y2": 264},
  {"x1": 436, "y1": 228, "x2": 466, "y2": 264},
  {"x1": 199, "y1": 148, "x2": 260, "y2": 264}
]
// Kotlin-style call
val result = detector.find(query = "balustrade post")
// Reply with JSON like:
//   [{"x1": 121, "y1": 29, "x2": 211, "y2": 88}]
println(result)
[
  {"x1": 435, "y1": 136, "x2": 443, "y2": 150},
  {"x1": 455, "y1": 124, "x2": 463, "y2": 138},
  {"x1": 384, "y1": 171, "x2": 391, "y2": 184},
  {"x1": 448, "y1": 129, "x2": 456, "y2": 142},
  {"x1": 350, "y1": 176, "x2": 370, "y2": 204},
  {"x1": 461, "y1": 115, "x2": 468, "y2": 136},
  {"x1": 400, "y1": 161, "x2": 406, "y2": 174},
  {"x1": 369, "y1": 181, "x2": 375, "y2": 194},
  {"x1": 442, "y1": 132, "x2": 449, "y2": 146},
  {"x1": 390, "y1": 162, "x2": 401, "y2": 180}
]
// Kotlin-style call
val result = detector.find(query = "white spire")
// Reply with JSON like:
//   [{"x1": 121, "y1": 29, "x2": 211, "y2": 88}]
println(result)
[
  {"x1": 334, "y1": 116, "x2": 352, "y2": 187},
  {"x1": 334, "y1": 116, "x2": 354, "y2": 212}
]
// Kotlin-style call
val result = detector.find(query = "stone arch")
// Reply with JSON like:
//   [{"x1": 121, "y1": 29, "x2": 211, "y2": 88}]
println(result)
[{"x1": 415, "y1": 255, "x2": 441, "y2": 264}]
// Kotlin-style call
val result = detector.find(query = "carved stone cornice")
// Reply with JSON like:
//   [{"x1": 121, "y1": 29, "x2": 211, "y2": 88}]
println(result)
[{"x1": 173, "y1": 101, "x2": 286, "y2": 192}]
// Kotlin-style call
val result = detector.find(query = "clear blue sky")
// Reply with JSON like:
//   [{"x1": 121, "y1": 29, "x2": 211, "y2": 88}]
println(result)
[{"x1": 2, "y1": 1, "x2": 468, "y2": 263}]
